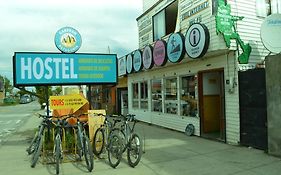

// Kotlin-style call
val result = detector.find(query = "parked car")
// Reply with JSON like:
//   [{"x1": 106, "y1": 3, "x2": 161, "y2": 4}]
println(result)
[
  {"x1": 19, "y1": 94, "x2": 31, "y2": 104},
  {"x1": 3, "y1": 97, "x2": 16, "y2": 104}
]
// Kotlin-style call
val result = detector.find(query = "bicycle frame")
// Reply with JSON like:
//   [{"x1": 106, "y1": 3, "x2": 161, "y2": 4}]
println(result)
[
  {"x1": 121, "y1": 116, "x2": 137, "y2": 145},
  {"x1": 74, "y1": 117, "x2": 87, "y2": 156},
  {"x1": 52, "y1": 118, "x2": 64, "y2": 157}
]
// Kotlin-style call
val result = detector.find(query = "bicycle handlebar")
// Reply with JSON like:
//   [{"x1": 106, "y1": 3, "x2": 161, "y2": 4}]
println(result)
[
  {"x1": 36, "y1": 113, "x2": 53, "y2": 120},
  {"x1": 118, "y1": 114, "x2": 137, "y2": 122}
]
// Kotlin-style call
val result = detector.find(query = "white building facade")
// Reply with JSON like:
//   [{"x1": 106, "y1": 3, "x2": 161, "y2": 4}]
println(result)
[{"x1": 118, "y1": 0, "x2": 279, "y2": 144}]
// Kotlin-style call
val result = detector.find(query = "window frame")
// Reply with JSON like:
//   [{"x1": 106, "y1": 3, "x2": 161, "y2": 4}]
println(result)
[
  {"x1": 140, "y1": 81, "x2": 148, "y2": 109},
  {"x1": 152, "y1": 0, "x2": 178, "y2": 41},
  {"x1": 179, "y1": 75, "x2": 198, "y2": 117},
  {"x1": 164, "y1": 76, "x2": 178, "y2": 115},
  {"x1": 132, "y1": 82, "x2": 140, "y2": 109},
  {"x1": 151, "y1": 79, "x2": 163, "y2": 112}
]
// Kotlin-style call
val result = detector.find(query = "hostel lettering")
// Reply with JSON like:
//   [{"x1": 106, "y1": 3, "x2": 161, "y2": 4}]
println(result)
[
  {"x1": 21, "y1": 57, "x2": 78, "y2": 80},
  {"x1": 14, "y1": 53, "x2": 117, "y2": 86}
]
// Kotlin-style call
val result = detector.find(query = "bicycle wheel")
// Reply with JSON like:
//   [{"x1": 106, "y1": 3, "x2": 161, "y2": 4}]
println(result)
[
  {"x1": 111, "y1": 128, "x2": 126, "y2": 153},
  {"x1": 30, "y1": 136, "x2": 43, "y2": 168},
  {"x1": 83, "y1": 136, "x2": 94, "y2": 172},
  {"x1": 76, "y1": 130, "x2": 84, "y2": 160},
  {"x1": 107, "y1": 133, "x2": 122, "y2": 168},
  {"x1": 92, "y1": 128, "x2": 105, "y2": 157},
  {"x1": 54, "y1": 135, "x2": 61, "y2": 175},
  {"x1": 127, "y1": 133, "x2": 142, "y2": 167},
  {"x1": 27, "y1": 131, "x2": 39, "y2": 155}
]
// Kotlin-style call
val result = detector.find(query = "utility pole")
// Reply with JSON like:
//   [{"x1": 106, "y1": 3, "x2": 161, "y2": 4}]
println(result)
[{"x1": 3, "y1": 76, "x2": 5, "y2": 97}]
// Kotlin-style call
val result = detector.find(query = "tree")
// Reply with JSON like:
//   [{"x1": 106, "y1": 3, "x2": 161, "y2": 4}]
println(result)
[
  {"x1": 35, "y1": 86, "x2": 52, "y2": 109},
  {"x1": 52, "y1": 86, "x2": 62, "y2": 96},
  {"x1": 0, "y1": 75, "x2": 13, "y2": 96}
]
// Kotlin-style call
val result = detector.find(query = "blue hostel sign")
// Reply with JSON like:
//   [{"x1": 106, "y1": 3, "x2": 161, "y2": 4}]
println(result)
[{"x1": 13, "y1": 52, "x2": 117, "y2": 86}]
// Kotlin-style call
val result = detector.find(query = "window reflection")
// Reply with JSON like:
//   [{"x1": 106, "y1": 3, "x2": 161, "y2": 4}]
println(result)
[
  {"x1": 132, "y1": 83, "x2": 139, "y2": 108},
  {"x1": 152, "y1": 79, "x2": 162, "y2": 112},
  {"x1": 140, "y1": 81, "x2": 148, "y2": 109},
  {"x1": 165, "y1": 78, "x2": 178, "y2": 114},
  {"x1": 180, "y1": 75, "x2": 198, "y2": 117}
]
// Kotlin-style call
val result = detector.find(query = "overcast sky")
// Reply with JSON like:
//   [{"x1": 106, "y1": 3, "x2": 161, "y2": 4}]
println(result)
[{"x1": 0, "y1": 0, "x2": 143, "y2": 81}]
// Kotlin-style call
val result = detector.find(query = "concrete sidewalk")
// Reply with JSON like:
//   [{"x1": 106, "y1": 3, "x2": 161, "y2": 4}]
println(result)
[{"x1": 0, "y1": 114, "x2": 281, "y2": 175}]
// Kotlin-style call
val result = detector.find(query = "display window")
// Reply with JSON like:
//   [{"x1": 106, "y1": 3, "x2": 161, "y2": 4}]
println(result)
[
  {"x1": 164, "y1": 77, "x2": 178, "y2": 114},
  {"x1": 132, "y1": 75, "x2": 198, "y2": 117},
  {"x1": 180, "y1": 75, "x2": 198, "y2": 117},
  {"x1": 132, "y1": 83, "x2": 139, "y2": 108},
  {"x1": 140, "y1": 81, "x2": 148, "y2": 109},
  {"x1": 151, "y1": 79, "x2": 162, "y2": 112}
]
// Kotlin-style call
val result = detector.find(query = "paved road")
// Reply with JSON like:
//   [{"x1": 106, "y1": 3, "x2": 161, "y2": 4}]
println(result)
[{"x1": 0, "y1": 101, "x2": 40, "y2": 144}]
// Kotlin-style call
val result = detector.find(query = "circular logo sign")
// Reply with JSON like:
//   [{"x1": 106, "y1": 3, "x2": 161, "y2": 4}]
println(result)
[
  {"x1": 118, "y1": 56, "x2": 127, "y2": 76},
  {"x1": 143, "y1": 45, "x2": 154, "y2": 69},
  {"x1": 153, "y1": 40, "x2": 167, "y2": 66},
  {"x1": 167, "y1": 32, "x2": 185, "y2": 63},
  {"x1": 260, "y1": 14, "x2": 281, "y2": 54},
  {"x1": 133, "y1": 50, "x2": 143, "y2": 72},
  {"x1": 126, "y1": 54, "x2": 133, "y2": 74},
  {"x1": 185, "y1": 23, "x2": 210, "y2": 59},
  {"x1": 55, "y1": 27, "x2": 82, "y2": 53}
]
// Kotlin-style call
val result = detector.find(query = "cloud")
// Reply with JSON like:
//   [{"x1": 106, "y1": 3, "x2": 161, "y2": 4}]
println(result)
[{"x1": 0, "y1": 0, "x2": 142, "y2": 81}]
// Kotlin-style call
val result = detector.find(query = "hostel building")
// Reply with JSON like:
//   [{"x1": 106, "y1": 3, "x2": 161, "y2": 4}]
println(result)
[{"x1": 117, "y1": 0, "x2": 280, "y2": 145}]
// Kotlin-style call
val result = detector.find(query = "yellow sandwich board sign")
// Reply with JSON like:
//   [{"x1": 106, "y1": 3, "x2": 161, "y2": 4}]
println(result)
[{"x1": 50, "y1": 94, "x2": 88, "y2": 113}]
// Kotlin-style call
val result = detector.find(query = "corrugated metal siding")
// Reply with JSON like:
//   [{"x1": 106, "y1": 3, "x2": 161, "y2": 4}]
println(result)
[
  {"x1": 228, "y1": 0, "x2": 270, "y2": 65},
  {"x1": 128, "y1": 52, "x2": 241, "y2": 144}
]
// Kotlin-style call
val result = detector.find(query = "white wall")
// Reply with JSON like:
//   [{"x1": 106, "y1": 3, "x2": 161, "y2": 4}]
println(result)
[
  {"x1": 128, "y1": 51, "x2": 241, "y2": 144},
  {"x1": 228, "y1": 0, "x2": 270, "y2": 67},
  {"x1": 134, "y1": 0, "x2": 271, "y2": 144}
]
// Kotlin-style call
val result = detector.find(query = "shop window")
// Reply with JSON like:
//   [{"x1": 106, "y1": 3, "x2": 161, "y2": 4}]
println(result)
[
  {"x1": 164, "y1": 78, "x2": 178, "y2": 114},
  {"x1": 151, "y1": 79, "x2": 162, "y2": 112},
  {"x1": 180, "y1": 75, "x2": 198, "y2": 117},
  {"x1": 153, "y1": 0, "x2": 178, "y2": 41},
  {"x1": 140, "y1": 81, "x2": 148, "y2": 109},
  {"x1": 132, "y1": 83, "x2": 139, "y2": 108}
]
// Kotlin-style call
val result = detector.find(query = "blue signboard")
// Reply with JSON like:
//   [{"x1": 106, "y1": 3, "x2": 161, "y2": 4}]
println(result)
[
  {"x1": 13, "y1": 52, "x2": 117, "y2": 86},
  {"x1": 167, "y1": 32, "x2": 185, "y2": 63}
]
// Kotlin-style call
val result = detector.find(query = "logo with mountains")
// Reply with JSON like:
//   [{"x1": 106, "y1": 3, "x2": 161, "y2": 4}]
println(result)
[
  {"x1": 55, "y1": 27, "x2": 82, "y2": 53},
  {"x1": 167, "y1": 33, "x2": 185, "y2": 63}
]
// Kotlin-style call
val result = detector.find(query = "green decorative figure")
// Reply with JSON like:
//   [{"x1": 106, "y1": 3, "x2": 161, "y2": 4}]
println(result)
[{"x1": 215, "y1": 0, "x2": 252, "y2": 64}]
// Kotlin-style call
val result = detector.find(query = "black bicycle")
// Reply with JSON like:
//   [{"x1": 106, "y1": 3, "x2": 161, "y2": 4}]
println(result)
[
  {"x1": 92, "y1": 114, "x2": 123, "y2": 168},
  {"x1": 52, "y1": 115, "x2": 69, "y2": 175},
  {"x1": 116, "y1": 114, "x2": 142, "y2": 167},
  {"x1": 68, "y1": 113, "x2": 94, "y2": 172},
  {"x1": 26, "y1": 113, "x2": 52, "y2": 168}
]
